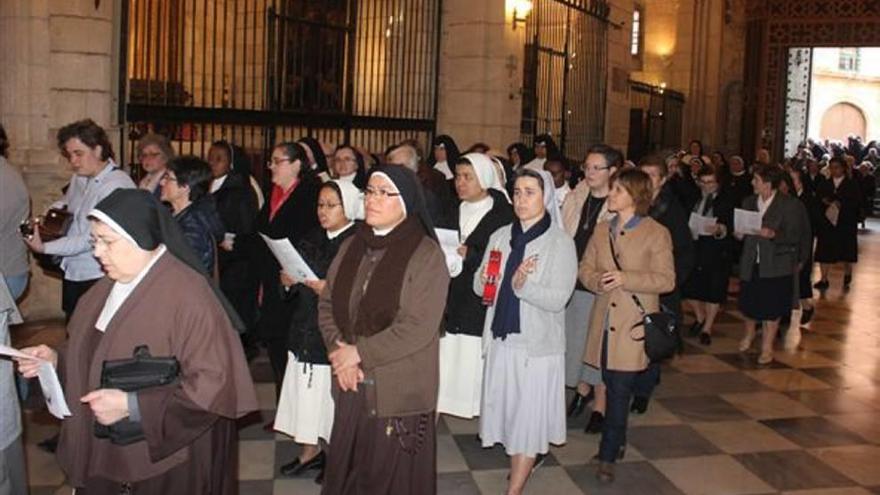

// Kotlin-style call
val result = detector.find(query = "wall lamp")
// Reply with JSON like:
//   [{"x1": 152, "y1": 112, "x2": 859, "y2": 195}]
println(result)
[{"x1": 512, "y1": 0, "x2": 533, "y2": 31}]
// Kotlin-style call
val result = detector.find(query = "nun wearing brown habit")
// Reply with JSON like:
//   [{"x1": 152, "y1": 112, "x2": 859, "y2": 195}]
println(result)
[
  {"x1": 318, "y1": 165, "x2": 449, "y2": 494},
  {"x1": 16, "y1": 189, "x2": 258, "y2": 494}
]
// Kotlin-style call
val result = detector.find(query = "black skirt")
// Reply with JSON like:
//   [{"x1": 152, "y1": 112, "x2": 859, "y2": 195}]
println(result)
[
  {"x1": 797, "y1": 258, "x2": 813, "y2": 300},
  {"x1": 682, "y1": 237, "x2": 731, "y2": 304},
  {"x1": 738, "y1": 265, "x2": 793, "y2": 321}
]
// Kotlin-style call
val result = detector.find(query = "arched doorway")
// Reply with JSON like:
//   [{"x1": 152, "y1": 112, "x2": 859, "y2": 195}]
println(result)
[{"x1": 820, "y1": 102, "x2": 867, "y2": 141}]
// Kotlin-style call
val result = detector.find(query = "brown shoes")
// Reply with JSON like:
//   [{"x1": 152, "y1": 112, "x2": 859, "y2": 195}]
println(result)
[{"x1": 596, "y1": 461, "x2": 615, "y2": 483}]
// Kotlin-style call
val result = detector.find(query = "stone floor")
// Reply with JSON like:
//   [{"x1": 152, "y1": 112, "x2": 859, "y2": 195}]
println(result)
[{"x1": 16, "y1": 223, "x2": 880, "y2": 495}]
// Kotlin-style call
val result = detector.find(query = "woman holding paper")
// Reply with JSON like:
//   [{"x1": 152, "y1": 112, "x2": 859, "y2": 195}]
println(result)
[
  {"x1": 736, "y1": 165, "x2": 802, "y2": 364},
  {"x1": 255, "y1": 142, "x2": 320, "y2": 395},
  {"x1": 275, "y1": 180, "x2": 363, "y2": 481},
  {"x1": 17, "y1": 189, "x2": 258, "y2": 494},
  {"x1": 814, "y1": 156, "x2": 861, "y2": 291},
  {"x1": 682, "y1": 166, "x2": 734, "y2": 346},
  {"x1": 475, "y1": 169, "x2": 576, "y2": 493},
  {"x1": 437, "y1": 153, "x2": 514, "y2": 419}
]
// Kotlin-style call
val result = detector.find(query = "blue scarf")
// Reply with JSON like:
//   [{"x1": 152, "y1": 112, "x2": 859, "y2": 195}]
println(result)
[{"x1": 491, "y1": 212, "x2": 552, "y2": 340}]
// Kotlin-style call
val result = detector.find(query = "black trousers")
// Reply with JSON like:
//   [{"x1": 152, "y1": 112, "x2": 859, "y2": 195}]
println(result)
[{"x1": 62, "y1": 278, "x2": 100, "y2": 322}]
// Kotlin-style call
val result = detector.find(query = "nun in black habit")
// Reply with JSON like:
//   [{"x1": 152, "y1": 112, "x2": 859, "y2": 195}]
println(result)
[
  {"x1": 318, "y1": 166, "x2": 449, "y2": 495},
  {"x1": 428, "y1": 134, "x2": 461, "y2": 185}
]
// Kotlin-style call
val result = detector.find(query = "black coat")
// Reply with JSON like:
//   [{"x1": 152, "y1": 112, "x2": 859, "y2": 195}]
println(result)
[
  {"x1": 815, "y1": 177, "x2": 860, "y2": 263},
  {"x1": 212, "y1": 173, "x2": 259, "y2": 290},
  {"x1": 174, "y1": 198, "x2": 225, "y2": 274},
  {"x1": 285, "y1": 224, "x2": 357, "y2": 364},
  {"x1": 725, "y1": 172, "x2": 754, "y2": 213},
  {"x1": 444, "y1": 191, "x2": 515, "y2": 336},
  {"x1": 668, "y1": 171, "x2": 700, "y2": 213},
  {"x1": 649, "y1": 184, "x2": 695, "y2": 314},
  {"x1": 254, "y1": 179, "x2": 321, "y2": 341},
  {"x1": 681, "y1": 190, "x2": 735, "y2": 303}
]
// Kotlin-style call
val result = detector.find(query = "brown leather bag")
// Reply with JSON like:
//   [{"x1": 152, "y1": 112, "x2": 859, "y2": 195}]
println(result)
[{"x1": 39, "y1": 208, "x2": 73, "y2": 241}]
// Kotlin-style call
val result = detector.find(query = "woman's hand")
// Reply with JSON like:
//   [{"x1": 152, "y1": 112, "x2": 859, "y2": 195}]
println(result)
[
  {"x1": 279, "y1": 270, "x2": 297, "y2": 289},
  {"x1": 759, "y1": 227, "x2": 776, "y2": 239},
  {"x1": 336, "y1": 367, "x2": 364, "y2": 392},
  {"x1": 329, "y1": 340, "x2": 362, "y2": 375},
  {"x1": 303, "y1": 279, "x2": 327, "y2": 295},
  {"x1": 14, "y1": 345, "x2": 57, "y2": 378},
  {"x1": 712, "y1": 224, "x2": 727, "y2": 238},
  {"x1": 456, "y1": 245, "x2": 468, "y2": 258},
  {"x1": 81, "y1": 389, "x2": 129, "y2": 425},
  {"x1": 512, "y1": 256, "x2": 538, "y2": 290},
  {"x1": 23, "y1": 227, "x2": 45, "y2": 253},
  {"x1": 600, "y1": 271, "x2": 625, "y2": 292}
]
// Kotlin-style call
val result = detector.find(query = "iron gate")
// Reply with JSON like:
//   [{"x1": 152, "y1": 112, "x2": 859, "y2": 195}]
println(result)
[
  {"x1": 627, "y1": 81, "x2": 685, "y2": 161},
  {"x1": 120, "y1": 0, "x2": 441, "y2": 180},
  {"x1": 520, "y1": 0, "x2": 610, "y2": 160}
]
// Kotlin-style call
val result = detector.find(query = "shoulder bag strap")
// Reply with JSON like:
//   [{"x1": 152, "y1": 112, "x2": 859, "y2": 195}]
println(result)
[{"x1": 607, "y1": 228, "x2": 647, "y2": 316}]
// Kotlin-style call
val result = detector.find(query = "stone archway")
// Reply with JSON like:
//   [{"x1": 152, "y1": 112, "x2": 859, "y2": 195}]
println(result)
[{"x1": 820, "y1": 102, "x2": 867, "y2": 141}]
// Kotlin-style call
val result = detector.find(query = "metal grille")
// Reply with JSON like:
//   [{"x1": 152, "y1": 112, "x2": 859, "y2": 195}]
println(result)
[
  {"x1": 520, "y1": 0, "x2": 609, "y2": 160},
  {"x1": 783, "y1": 47, "x2": 812, "y2": 159},
  {"x1": 626, "y1": 81, "x2": 685, "y2": 161},
  {"x1": 120, "y1": 0, "x2": 440, "y2": 180}
]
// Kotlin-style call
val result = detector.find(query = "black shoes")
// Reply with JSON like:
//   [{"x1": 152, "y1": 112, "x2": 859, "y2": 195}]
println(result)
[
  {"x1": 801, "y1": 306, "x2": 814, "y2": 324},
  {"x1": 844, "y1": 275, "x2": 852, "y2": 290},
  {"x1": 688, "y1": 321, "x2": 704, "y2": 337},
  {"x1": 699, "y1": 332, "x2": 712, "y2": 346},
  {"x1": 630, "y1": 396, "x2": 649, "y2": 415},
  {"x1": 38, "y1": 434, "x2": 58, "y2": 454},
  {"x1": 584, "y1": 411, "x2": 605, "y2": 434},
  {"x1": 567, "y1": 388, "x2": 595, "y2": 417},
  {"x1": 814, "y1": 279, "x2": 830, "y2": 290},
  {"x1": 280, "y1": 451, "x2": 325, "y2": 477}
]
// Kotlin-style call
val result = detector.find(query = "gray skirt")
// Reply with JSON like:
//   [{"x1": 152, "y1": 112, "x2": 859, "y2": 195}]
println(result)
[{"x1": 564, "y1": 289, "x2": 602, "y2": 387}]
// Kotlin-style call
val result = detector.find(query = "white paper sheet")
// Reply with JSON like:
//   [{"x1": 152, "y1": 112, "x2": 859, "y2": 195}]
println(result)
[
  {"x1": 434, "y1": 228, "x2": 463, "y2": 277},
  {"x1": 734, "y1": 208, "x2": 762, "y2": 236},
  {"x1": 259, "y1": 233, "x2": 318, "y2": 282},
  {"x1": 37, "y1": 361, "x2": 72, "y2": 419},
  {"x1": 0, "y1": 344, "x2": 71, "y2": 419},
  {"x1": 688, "y1": 213, "x2": 718, "y2": 240}
]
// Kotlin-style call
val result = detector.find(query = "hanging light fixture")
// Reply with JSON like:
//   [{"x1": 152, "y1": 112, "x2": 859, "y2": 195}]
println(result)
[{"x1": 512, "y1": 0, "x2": 533, "y2": 31}]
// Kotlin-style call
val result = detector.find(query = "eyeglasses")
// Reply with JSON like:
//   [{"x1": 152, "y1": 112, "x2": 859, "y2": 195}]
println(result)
[
  {"x1": 266, "y1": 157, "x2": 292, "y2": 167},
  {"x1": 160, "y1": 172, "x2": 178, "y2": 182},
  {"x1": 317, "y1": 202, "x2": 342, "y2": 210},
  {"x1": 89, "y1": 236, "x2": 123, "y2": 249},
  {"x1": 364, "y1": 186, "x2": 401, "y2": 199},
  {"x1": 139, "y1": 151, "x2": 162, "y2": 160}
]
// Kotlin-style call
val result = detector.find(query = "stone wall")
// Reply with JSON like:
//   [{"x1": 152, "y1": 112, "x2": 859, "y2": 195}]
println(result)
[
  {"x1": 0, "y1": 0, "x2": 117, "y2": 319},
  {"x1": 435, "y1": 0, "x2": 523, "y2": 151}
]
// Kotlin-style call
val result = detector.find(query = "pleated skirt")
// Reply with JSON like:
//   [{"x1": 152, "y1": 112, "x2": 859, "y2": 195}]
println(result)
[{"x1": 437, "y1": 333, "x2": 484, "y2": 419}]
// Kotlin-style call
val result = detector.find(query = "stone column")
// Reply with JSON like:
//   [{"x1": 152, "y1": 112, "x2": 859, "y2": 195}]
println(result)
[
  {"x1": 435, "y1": 0, "x2": 523, "y2": 151},
  {"x1": 604, "y1": 0, "x2": 635, "y2": 152},
  {"x1": 0, "y1": 0, "x2": 116, "y2": 319}
]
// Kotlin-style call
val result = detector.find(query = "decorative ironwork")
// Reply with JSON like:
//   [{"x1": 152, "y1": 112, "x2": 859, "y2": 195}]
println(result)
[
  {"x1": 520, "y1": 0, "x2": 609, "y2": 160},
  {"x1": 743, "y1": 0, "x2": 880, "y2": 158},
  {"x1": 120, "y1": 0, "x2": 440, "y2": 179},
  {"x1": 783, "y1": 47, "x2": 811, "y2": 158},
  {"x1": 626, "y1": 81, "x2": 685, "y2": 161}
]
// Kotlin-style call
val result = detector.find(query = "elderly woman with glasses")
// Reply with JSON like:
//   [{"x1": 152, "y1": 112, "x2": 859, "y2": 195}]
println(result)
[
  {"x1": 17, "y1": 189, "x2": 257, "y2": 493},
  {"x1": 136, "y1": 133, "x2": 175, "y2": 198}
]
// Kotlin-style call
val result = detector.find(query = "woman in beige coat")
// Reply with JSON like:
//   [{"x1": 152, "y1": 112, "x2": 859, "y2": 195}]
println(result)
[{"x1": 579, "y1": 168, "x2": 675, "y2": 483}]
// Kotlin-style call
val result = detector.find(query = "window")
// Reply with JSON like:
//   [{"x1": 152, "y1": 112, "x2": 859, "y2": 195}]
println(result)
[
  {"x1": 838, "y1": 48, "x2": 860, "y2": 72},
  {"x1": 631, "y1": 7, "x2": 643, "y2": 57}
]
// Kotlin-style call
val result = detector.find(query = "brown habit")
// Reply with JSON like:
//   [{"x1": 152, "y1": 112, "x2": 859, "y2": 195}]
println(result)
[{"x1": 56, "y1": 253, "x2": 258, "y2": 494}]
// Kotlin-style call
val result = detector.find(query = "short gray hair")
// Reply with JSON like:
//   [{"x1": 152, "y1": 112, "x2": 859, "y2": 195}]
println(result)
[
  {"x1": 387, "y1": 144, "x2": 420, "y2": 172},
  {"x1": 136, "y1": 133, "x2": 175, "y2": 163}
]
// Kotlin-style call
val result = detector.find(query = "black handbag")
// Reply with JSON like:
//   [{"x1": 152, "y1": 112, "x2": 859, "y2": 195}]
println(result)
[
  {"x1": 608, "y1": 233, "x2": 678, "y2": 362},
  {"x1": 94, "y1": 345, "x2": 180, "y2": 445}
]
